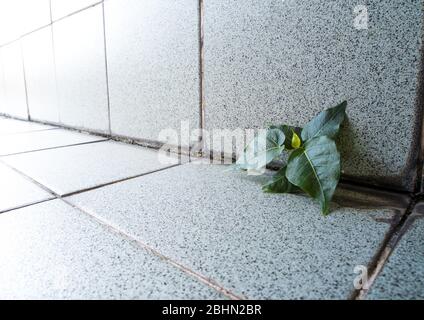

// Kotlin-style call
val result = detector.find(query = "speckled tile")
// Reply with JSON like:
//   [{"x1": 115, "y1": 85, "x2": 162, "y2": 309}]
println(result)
[
  {"x1": 0, "y1": 163, "x2": 53, "y2": 213},
  {"x1": 22, "y1": 26, "x2": 60, "y2": 123},
  {"x1": 68, "y1": 163, "x2": 398, "y2": 299},
  {"x1": 51, "y1": 0, "x2": 100, "y2": 20},
  {"x1": 204, "y1": 0, "x2": 423, "y2": 191},
  {"x1": 3, "y1": 140, "x2": 185, "y2": 195},
  {"x1": 0, "y1": 199, "x2": 223, "y2": 299},
  {"x1": 53, "y1": 4, "x2": 109, "y2": 133},
  {"x1": 368, "y1": 212, "x2": 424, "y2": 300},
  {"x1": 0, "y1": 128, "x2": 105, "y2": 156},
  {"x1": 105, "y1": 0, "x2": 199, "y2": 145},
  {"x1": 0, "y1": 118, "x2": 56, "y2": 135},
  {"x1": 0, "y1": 42, "x2": 28, "y2": 119}
]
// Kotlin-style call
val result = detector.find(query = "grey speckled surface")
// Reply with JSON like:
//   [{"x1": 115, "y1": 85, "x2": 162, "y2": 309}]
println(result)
[
  {"x1": 68, "y1": 163, "x2": 397, "y2": 299},
  {"x1": 368, "y1": 215, "x2": 424, "y2": 300},
  {"x1": 0, "y1": 199, "x2": 224, "y2": 299},
  {"x1": 3, "y1": 140, "x2": 183, "y2": 195},
  {"x1": 105, "y1": 0, "x2": 199, "y2": 145},
  {"x1": 0, "y1": 163, "x2": 53, "y2": 213},
  {"x1": 204, "y1": 0, "x2": 423, "y2": 191},
  {"x1": 0, "y1": 129, "x2": 105, "y2": 156},
  {"x1": 53, "y1": 4, "x2": 109, "y2": 133}
]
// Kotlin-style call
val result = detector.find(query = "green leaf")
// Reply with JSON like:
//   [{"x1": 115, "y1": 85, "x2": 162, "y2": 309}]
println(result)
[
  {"x1": 270, "y1": 125, "x2": 302, "y2": 150},
  {"x1": 236, "y1": 128, "x2": 285, "y2": 170},
  {"x1": 301, "y1": 101, "x2": 347, "y2": 141},
  {"x1": 286, "y1": 136, "x2": 340, "y2": 215},
  {"x1": 262, "y1": 166, "x2": 299, "y2": 193}
]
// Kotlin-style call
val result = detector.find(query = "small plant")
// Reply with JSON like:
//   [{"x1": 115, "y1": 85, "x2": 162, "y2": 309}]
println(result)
[{"x1": 234, "y1": 101, "x2": 347, "y2": 215}]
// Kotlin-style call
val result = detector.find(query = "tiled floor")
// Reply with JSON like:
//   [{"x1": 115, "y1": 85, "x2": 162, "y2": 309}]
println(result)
[{"x1": 0, "y1": 117, "x2": 422, "y2": 299}]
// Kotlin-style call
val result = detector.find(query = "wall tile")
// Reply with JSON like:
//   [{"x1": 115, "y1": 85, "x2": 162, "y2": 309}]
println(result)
[
  {"x1": 0, "y1": 42, "x2": 28, "y2": 119},
  {"x1": 105, "y1": 0, "x2": 199, "y2": 146},
  {"x1": 51, "y1": 0, "x2": 100, "y2": 21},
  {"x1": 204, "y1": 0, "x2": 424, "y2": 191},
  {"x1": 0, "y1": 0, "x2": 51, "y2": 45},
  {"x1": 22, "y1": 26, "x2": 59, "y2": 123},
  {"x1": 53, "y1": 4, "x2": 109, "y2": 133},
  {"x1": 0, "y1": 51, "x2": 5, "y2": 113}
]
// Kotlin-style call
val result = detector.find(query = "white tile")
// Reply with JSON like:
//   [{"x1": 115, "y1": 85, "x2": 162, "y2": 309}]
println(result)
[
  {"x1": 20, "y1": 0, "x2": 51, "y2": 35},
  {"x1": 51, "y1": 0, "x2": 100, "y2": 20},
  {"x1": 22, "y1": 26, "x2": 60, "y2": 123},
  {"x1": 105, "y1": 0, "x2": 199, "y2": 145},
  {"x1": 53, "y1": 4, "x2": 109, "y2": 133},
  {"x1": 0, "y1": 129, "x2": 105, "y2": 156},
  {"x1": 0, "y1": 163, "x2": 53, "y2": 212},
  {"x1": 4, "y1": 140, "x2": 182, "y2": 195},
  {"x1": 22, "y1": 26, "x2": 59, "y2": 123},
  {"x1": 0, "y1": 50, "x2": 6, "y2": 113},
  {"x1": 0, "y1": 42, "x2": 28, "y2": 119},
  {"x1": 0, "y1": 0, "x2": 51, "y2": 45},
  {"x1": 0, "y1": 200, "x2": 222, "y2": 299},
  {"x1": 0, "y1": 118, "x2": 55, "y2": 135}
]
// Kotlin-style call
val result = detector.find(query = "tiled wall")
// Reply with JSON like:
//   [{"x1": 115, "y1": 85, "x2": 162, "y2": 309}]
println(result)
[{"x1": 0, "y1": 0, "x2": 423, "y2": 192}]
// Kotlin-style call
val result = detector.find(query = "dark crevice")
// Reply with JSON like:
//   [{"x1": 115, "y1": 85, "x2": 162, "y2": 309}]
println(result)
[{"x1": 349, "y1": 194, "x2": 422, "y2": 300}]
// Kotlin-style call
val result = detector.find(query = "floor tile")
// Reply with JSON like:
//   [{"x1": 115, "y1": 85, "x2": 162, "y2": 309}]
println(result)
[
  {"x1": 0, "y1": 163, "x2": 53, "y2": 213},
  {"x1": 68, "y1": 163, "x2": 397, "y2": 299},
  {"x1": 4, "y1": 140, "x2": 184, "y2": 195},
  {"x1": 0, "y1": 118, "x2": 56, "y2": 135},
  {"x1": 368, "y1": 212, "x2": 424, "y2": 300},
  {"x1": 0, "y1": 128, "x2": 106, "y2": 156},
  {"x1": 0, "y1": 199, "x2": 223, "y2": 299}
]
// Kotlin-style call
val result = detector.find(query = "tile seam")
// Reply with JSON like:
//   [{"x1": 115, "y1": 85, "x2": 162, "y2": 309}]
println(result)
[
  {"x1": 350, "y1": 196, "x2": 419, "y2": 300},
  {"x1": 60, "y1": 197, "x2": 245, "y2": 300},
  {"x1": 0, "y1": 1, "x2": 104, "y2": 49},
  {"x1": 101, "y1": 1, "x2": 112, "y2": 135}
]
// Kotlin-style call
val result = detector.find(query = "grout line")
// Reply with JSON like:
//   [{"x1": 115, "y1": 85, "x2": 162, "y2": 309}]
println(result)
[
  {"x1": 61, "y1": 163, "x2": 182, "y2": 197},
  {"x1": 0, "y1": 139, "x2": 108, "y2": 157},
  {"x1": 0, "y1": 1, "x2": 103, "y2": 50},
  {"x1": 101, "y1": 1, "x2": 112, "y2": 135},
  {"x1": 0, "y1": 127, "x2": 58, "y2": 136},
  {"x1": 0, "y1": 198, "x2": 55, "y2": 215},
  {"x1": 49, "y1": 0, "x2": 53, "y2": 24},
  {"x1": 19, "y1": 41, "x2": 30, "y2": 121},
  {"x1": 198, "y1": 0, "x2": 205, "y2": 157},
  {"x1": 49, "y1": 10, "x2": 61, "y2": 123},
  {"x1": 59, "y1": 196, "x2": 245, "y2": 300},
  {"x1": 339, "y1": 177, "x2": 412, "y2": 196},
  {"x1": 0, "y1": 114, "x2": 420, "y2": 199},
  {"x1": 349, "y1": 196, "x2": 420, "y2": 300},
  {"x1": 0, "y1": 158, "x2": 61, "y2": 197},
  {"x1": 412, "y1": 4, "x2": 424, "y2": 194},
  {"x1": 50, "y1": 1, "x2": 104, "y2": 24}
]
